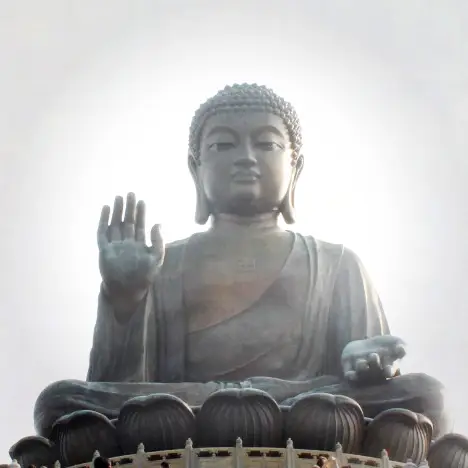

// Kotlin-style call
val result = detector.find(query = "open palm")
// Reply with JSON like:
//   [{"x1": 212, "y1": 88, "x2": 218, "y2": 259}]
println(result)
[{"x1": 97, "y1": 192, "x2": 164, "y2": 294}]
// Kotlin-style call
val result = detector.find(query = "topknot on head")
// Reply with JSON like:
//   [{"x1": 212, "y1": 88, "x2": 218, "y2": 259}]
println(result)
[{"x1": 189, "y1": 83, "x2": 302, "y2": 161}]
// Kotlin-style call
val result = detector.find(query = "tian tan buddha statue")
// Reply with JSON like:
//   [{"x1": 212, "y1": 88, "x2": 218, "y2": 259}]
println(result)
[{"x1": 34, "y1": 83, "x2": 448, "y2": 442}]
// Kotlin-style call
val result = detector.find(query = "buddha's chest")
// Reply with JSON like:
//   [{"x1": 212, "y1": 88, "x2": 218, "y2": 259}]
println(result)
[
  {"x1": 185, "y1": 233, "x2": 290, "y2": 279},
  {"x1": 180, "y1": 232, "x2": 309, "y2": 333},
  {"x1": 182, "y1": 233, "x2": 291, "y2": 289}
]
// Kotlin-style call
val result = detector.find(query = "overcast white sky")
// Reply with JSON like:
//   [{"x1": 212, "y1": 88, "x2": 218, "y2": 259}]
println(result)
[{"x1": 1, "y1": 0, "x2": 467, "y2": 459}]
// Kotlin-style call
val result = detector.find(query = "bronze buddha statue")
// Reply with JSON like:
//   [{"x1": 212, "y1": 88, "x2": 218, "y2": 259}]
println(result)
[{"x1": 33, "y1": 83, "x2": 448, "y2": 441}]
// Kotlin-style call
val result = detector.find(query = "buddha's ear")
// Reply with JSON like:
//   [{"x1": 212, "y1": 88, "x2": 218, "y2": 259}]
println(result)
[
  {"x1": 281, "y1": 154, "x2": 304, "y2": 225},
  {"x1": 188, "y1": 153, "x2": 211, "y2": 225}
]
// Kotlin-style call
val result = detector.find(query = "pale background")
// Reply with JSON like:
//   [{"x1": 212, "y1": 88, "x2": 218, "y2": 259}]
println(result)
[{"x1": 1, "y1": 0, "x2": 467, "y2": 459}]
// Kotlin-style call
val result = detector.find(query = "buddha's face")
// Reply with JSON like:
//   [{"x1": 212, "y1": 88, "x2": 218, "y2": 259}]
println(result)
[{"x1": 194, "y1": 111, "x2": 300, "y2": 218}]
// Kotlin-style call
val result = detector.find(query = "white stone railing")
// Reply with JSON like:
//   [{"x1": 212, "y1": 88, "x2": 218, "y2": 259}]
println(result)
[{"x1": 7, "y1": 438, "x2": 429, "y2": 468}]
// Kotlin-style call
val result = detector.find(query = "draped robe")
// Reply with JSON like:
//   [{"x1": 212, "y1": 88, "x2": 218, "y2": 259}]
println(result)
[
  {"x1": 34, "y1": 233, "x2": 447, "y2": 438},
  {"x1": 86, "y1": 233, "x2": 389, "y2": 383}
]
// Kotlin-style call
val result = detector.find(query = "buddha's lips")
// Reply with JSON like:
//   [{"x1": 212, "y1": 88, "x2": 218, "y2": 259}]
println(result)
[{"x1": 231, "y1": 170, "x2": 261, "y2": 181}]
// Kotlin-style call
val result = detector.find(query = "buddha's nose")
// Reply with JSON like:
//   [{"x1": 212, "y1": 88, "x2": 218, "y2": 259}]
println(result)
[{"x1": 234, "y1": 146, "x2": 258, "y2": 168}]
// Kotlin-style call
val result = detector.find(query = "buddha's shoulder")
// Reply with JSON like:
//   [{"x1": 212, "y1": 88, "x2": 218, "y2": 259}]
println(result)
[
  {"x1": 296, "y1": 233, "x2": 343, "y2": 255},
  {"x1": 166, "y1": 237, "x2": 190, "y2": 250},
  {"x1": 158, "y1": 237, "x2": 191, "y2": 272},
  {"x1": 296, "y1": 233, "x2": 360, "y2": 265},
  {"x1": 164, "y1": 237, "x2": 190, "y2": 256}
]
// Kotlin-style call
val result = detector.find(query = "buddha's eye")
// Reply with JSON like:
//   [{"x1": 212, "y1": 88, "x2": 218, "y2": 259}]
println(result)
[
  {"x1": 208, "y1": 142, "x2": 236, "y2": 151},
  {"x1": 255, "y1": 141, "x2": 284, "y2": 151}
]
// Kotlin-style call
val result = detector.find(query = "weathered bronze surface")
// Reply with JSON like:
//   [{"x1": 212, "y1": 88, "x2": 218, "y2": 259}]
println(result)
[{"x1": 32, "y1": 84, "x2": 448, "y2": 446}]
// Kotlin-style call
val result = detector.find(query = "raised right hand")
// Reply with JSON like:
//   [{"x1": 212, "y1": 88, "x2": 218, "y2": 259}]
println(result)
[{"x1": 97, "y1": 193, "x2": 164, "y2": 297}]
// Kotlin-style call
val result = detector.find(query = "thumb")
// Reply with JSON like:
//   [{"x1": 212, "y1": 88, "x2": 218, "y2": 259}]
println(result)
[{"x1": 150, "y1": 224, "x2": 165, "y2": 261}]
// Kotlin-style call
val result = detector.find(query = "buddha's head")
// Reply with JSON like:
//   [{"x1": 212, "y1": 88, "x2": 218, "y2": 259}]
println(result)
[{"x1": 188, "y1": 83, "x2": 304, "y2": 225}]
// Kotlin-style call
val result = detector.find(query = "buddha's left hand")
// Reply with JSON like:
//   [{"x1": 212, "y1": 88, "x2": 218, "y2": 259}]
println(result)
[{"x1": 341, "y1": 335, "x2": 406, "y2": 383}]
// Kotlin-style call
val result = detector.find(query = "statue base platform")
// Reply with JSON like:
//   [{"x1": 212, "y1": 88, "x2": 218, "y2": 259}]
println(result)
[{"x1": 6, "y1": 389, "x2": 468, "y2": 468}]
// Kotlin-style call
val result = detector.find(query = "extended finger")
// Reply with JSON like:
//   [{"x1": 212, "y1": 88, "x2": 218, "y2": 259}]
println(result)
[
  {"x1": 367, "y1": 352, "x2": 381, "y2": 369},
  {"x1": 111, "y1": 195, "x2": 124, "y2": 225},
  {"x1": 380, "y1": 352, "x2": 395, "y2": 368},
  {"x1": 123, "y1": 192, "x2": 136, "y2": 239},
  {"x1": 383, "y1": 365, "x2": 394, "y2": 379},
  {"x1": 110, "y1": 195, "x2": 124, "y2": 241},
  {"x1": 345, "y1": 370, "x2": 358, "y2": 381},
  {"x1": 97, "y1": 205, "x2": 110, "y2": 249},
  {"x1": 150, "y1": 224, "x2": 164, "y2": 262},
  {"x1": 394, "y1": 343, "x2": 406, "y2": 360},
  {"x1": 342, "y1": 359, "x2": 357, "y2": 381},
  {"x1": 135, "y1": 200, "x2": 146, "y2": 243},
  {"x1": 380, "y1": 353, "x2": 396, "y2": 378},
  {"x1": 124, "y1": 192, "x2": 136, "y2": 223},
  {"x1": 355, "y1": 358, "x2": 369, "y2": 374}
]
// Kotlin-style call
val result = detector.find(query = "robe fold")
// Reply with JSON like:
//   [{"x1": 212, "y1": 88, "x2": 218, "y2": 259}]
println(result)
[{"x1": 86, "y1": 234, "x2": 389, "y2": 384}]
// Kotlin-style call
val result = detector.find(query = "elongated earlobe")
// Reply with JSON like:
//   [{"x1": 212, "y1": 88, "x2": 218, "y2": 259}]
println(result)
[
  {"x1": 280, "y1": 154, "x2": 304, "y2": 225},
  {"x1": 281, "y1": 190, "x2": 296, "y2": 224},
  {"x1": 195, "y1": 188, "x2": 210, "y2": 225},
  {"x1": 188, "y1": 154, "x2": 211, "y2": 225}
]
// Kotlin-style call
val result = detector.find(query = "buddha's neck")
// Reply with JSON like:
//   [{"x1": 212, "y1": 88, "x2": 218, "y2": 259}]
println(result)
[{"x1": 210, "y1": 213, "x2": 282, "y2": 235}]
